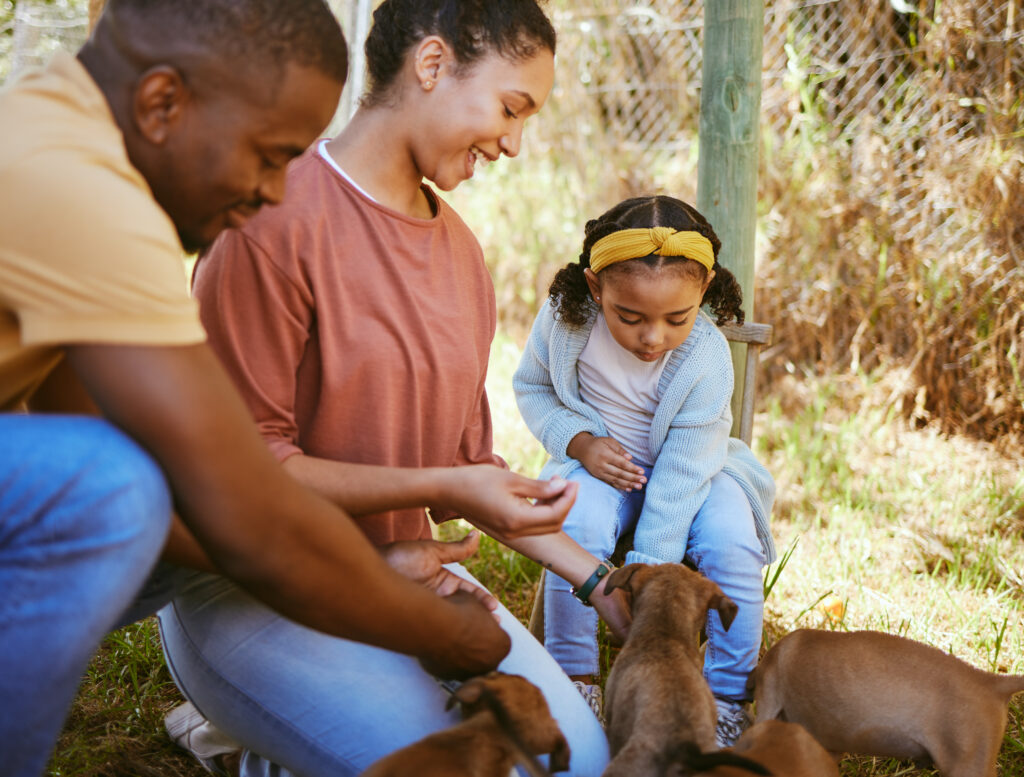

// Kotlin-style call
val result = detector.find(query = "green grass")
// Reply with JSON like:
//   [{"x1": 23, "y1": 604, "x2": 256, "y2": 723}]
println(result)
[
  {"x1": 49, "y1": 619, "x2": 204, "y2": 776},
  {"x1": 50, "y1": 340, "x2": 1024, "y2": 775}
]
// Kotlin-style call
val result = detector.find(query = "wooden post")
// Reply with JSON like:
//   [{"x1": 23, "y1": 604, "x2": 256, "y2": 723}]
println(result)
[
  {"x1": 697, "y1": 0, "x2": 765, "y2": 439},
  {"x1": 88, "y1": 0, "x2": 106, "y2": 33},
  {"x1": 338, "y1": 0, "x2": 374, "y2": 123}
]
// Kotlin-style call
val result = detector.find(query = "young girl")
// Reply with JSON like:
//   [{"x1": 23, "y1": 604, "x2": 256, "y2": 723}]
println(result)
[{"x1": 513, "y1": 195, "x2": 777, "y2": 747}]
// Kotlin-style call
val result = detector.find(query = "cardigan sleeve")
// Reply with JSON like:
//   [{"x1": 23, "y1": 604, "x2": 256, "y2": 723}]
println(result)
[
  {"x1": 626, "y1": 341, "x2": 734, "y2": 565},
  {"x1": 513, "y1": 301, "x2": 603, "y2": 462}
]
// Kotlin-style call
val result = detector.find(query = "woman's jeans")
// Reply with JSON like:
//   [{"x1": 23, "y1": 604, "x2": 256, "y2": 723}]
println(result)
[
  {"x1": 0, "y1": 415, "x2": 173, "y2": 777},
  {"x1": 544, "y1": 467, "x2": 765, "y2": 701},
  {"x1": 158, "y1": 563, "x2": 610, "y2": 777}
]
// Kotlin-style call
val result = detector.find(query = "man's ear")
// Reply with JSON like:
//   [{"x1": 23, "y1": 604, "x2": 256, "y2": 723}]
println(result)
[{"x1": 132, "y1": 65, "x2": 188, "y2": 145}]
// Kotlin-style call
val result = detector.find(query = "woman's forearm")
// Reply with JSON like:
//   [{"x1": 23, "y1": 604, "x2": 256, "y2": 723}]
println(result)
[
  {"x1": 282, "y1": 454, "x2": 448, "y2": 516},
  {"x1": 506, "y1": 530, "x2": 602, "y2": 585},
  {"x1": 504, "y1": 531, "x2": 632, "y2": 642}
]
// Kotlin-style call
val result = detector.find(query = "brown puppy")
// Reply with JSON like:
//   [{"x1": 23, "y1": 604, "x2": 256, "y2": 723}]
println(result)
[
  {"x1": 664, "y1": 720, "x2": 839, "y2": 776},
  {"x1": 360, "y1": 671, "x2": 571, "y2": 777},
  {"x1": 751, "y1": 629, "x2": 1024, "y2": 777},
  {"x1": 602, "y1": 563, "x2": 738, "y2": 777}
]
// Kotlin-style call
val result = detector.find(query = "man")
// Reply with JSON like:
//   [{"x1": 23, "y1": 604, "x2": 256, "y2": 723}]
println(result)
[{"x1": 0, "y1": 2, "x2": 573, "y2": 773}]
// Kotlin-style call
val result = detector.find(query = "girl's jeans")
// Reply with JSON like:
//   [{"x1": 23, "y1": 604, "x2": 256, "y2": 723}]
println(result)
[
  {"x1": 157, "y1": 563, "x2": 610, "y2": 777},
  {"x1": 0, "y1": 415, "x2": 172, "y2": 777},
  {"x1": 544, "y1": 467, "x2": 765, "y2": 702}
]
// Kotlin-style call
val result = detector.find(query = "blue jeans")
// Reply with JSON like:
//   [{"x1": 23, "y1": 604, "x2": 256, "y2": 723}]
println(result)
[
  {"x1": 0, "y1": 414, "x2": 172, "y2": 777},
  {"x1": 544, "y1": 468, "x2": 765, "y2": 701},
  {"x1": 158, "y1": 563, "x2": 610, "y2": 777}
]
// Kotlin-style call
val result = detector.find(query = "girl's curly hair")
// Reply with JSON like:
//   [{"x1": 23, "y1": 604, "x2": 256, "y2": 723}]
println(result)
[{"x1": 548, "y1": 195, "x2": 745, "y2": 328}]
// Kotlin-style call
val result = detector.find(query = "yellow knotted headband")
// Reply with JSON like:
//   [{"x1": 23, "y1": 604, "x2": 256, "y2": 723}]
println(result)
[{"x1": 589, "y1": 227, "x2": 715, "y2": 274}]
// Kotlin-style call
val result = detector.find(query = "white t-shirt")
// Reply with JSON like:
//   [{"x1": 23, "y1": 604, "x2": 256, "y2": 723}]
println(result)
[{"x1": 577, "y1": 312, "x2": 670, "y2": 466}]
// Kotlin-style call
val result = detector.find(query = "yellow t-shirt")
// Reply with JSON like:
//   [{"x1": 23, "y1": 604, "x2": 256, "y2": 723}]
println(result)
[{"x1": 0, "y1": 51, "x2": 205, "y2": 410}]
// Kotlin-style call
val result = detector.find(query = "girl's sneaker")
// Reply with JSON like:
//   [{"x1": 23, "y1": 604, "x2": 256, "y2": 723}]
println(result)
[
  {"x1": 572, "y1": 680, "x2": 605, "y2": 727},
  {"x1": 713, "y1": 697, "x2": 751, "y2": 748}
]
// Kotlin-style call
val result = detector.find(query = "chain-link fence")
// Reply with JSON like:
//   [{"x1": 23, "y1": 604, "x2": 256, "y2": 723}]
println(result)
[
  {"x1": 524, "y1": 0, "x2": 1024, "y2": 444},
  {"x1": 0, "y1": 1, "x2": 87, "y2": 83},
  {"x1": 542, "y1": 0, "x2": 1021, "y2": 269}
]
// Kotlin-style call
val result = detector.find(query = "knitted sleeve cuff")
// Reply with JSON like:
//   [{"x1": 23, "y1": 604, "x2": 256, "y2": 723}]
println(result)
[
  {"x1": 541, "y1": 414, "x2": 603, "y2": 462},
  {"x1": 625, "y1": 548, "x2": 676, "y2": 567}
]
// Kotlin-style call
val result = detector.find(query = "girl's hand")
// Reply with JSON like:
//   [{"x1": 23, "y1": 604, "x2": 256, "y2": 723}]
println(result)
[
  {"x1": 568, "y1": 433, "x2": 647, "y2": 491},
  {"x1": 381, "y1": 531, "x2": 499, "y2": 612}
]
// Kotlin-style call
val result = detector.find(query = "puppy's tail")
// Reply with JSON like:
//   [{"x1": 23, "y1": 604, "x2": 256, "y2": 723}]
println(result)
[
  {"x1": 992, "y1": 673, "x2": 1024, "y2": 701},
  {"x1": 664, "y1": 741, "x2": 773, "y2": 776}
]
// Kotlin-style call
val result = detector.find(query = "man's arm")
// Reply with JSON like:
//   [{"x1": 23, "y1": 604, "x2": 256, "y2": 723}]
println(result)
[
  {"x1": 29, "y1": 355, "x2": 217, "y2": 572},
  {"x1": 65, "y1": 341, "x2": 510, "y2": 676}
]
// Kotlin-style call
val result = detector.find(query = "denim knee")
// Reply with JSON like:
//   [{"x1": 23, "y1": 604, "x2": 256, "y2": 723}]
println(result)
[
  {"x1": 560, "y1": 467, "x2": 633, "y2": 557},
  {"x1": 0, "y1": 416, "x2": 173, "y2": 777},
  {"x1": 2, "y1": 414, "x2": 172, "y2": 556},
  {"x1": 76, "y1": 417, "x2": 173, "y2": 556}
]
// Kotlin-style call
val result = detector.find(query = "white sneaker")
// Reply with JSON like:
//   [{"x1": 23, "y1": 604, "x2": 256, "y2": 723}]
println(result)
[
  {"x1": 164, "y1": 701, "x2": 243, "y2": 775},
  {"x1": 713, "y1": 697, "x2": 751, "y2": 748},
  {"x1": 572, "y1": 680, "x2": 605, "y2": 727}
]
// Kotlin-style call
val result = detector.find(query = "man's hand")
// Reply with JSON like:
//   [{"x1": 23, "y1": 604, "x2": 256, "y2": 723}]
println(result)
[
  {"x1": 568, "y1": 433, "x2": 646, "y2": 491},
  {"x1": 438, "y1": 467, "x2": 578, "y2": 544},
  {"x1": 417, "y1": 590, "x2": 511, "y2": 680},
  {"x1": 381, "y1": 531, "x2": 498, "y2": 611}
]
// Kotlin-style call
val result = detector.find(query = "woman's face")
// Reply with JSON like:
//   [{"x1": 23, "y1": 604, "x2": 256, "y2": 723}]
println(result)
[{"x1": 416, "y1": 47, "x2": 555, "y2": 191}]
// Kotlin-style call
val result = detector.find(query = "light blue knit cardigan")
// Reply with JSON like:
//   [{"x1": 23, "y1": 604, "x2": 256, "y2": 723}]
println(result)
[{"x1": 513, "y1": 299, "x2": 776, "y2": 566}]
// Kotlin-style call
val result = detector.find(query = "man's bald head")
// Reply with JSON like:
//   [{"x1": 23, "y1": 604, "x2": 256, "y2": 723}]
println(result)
[
  {"x1": 90, "y1": 0, "x2": 347, "y2": 86},
  {"x1": 78, "y1": 0, "x2": 348, "y2": 252}
]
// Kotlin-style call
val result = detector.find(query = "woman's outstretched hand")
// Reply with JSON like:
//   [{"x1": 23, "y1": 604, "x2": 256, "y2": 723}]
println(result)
[
  {"x1": 438, "y1": 466, "x2": 579, "y2": 543},
  {"x1": 381, "y1": 531, "x2": 498, "y2": 611}
]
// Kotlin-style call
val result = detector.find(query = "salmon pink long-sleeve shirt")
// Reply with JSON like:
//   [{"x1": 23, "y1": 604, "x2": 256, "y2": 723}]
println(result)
[{"x1": 192, "y1": 148, "x2": 503, "y2": 546}]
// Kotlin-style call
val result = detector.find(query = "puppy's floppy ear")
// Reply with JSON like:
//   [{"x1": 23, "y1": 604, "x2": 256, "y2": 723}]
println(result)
[
  {"x1": 549, "y1": 732, "x2": 572, "y2": 773},
  {"x1": 712, "y1": 592, "x2": 738, "y2": 631},
  {"x1": 603, "y1": 563, "x2": 644, "y2": 595},
  {"x1": 449, "y1": 677, "x2": 485, "y2": 709}
]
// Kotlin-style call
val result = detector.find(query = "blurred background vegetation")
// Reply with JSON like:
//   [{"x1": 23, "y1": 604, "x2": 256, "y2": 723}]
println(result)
[
  {"x1": 4, "y1": 0, "x2": 1020, "y2": 446},
  {"x1": 2, "y1": 1, "x2": 1022, "y2": 775}
]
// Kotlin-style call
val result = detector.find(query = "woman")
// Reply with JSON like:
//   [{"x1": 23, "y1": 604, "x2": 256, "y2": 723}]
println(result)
[{"x1": 158, "y1": 1, "x2": 614, "y2": 774}]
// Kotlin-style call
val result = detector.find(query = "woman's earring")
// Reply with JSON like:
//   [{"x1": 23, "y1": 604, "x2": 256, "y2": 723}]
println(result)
[{"x1": 423, "y1": 80, "x2": 434, "y2": 90}]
